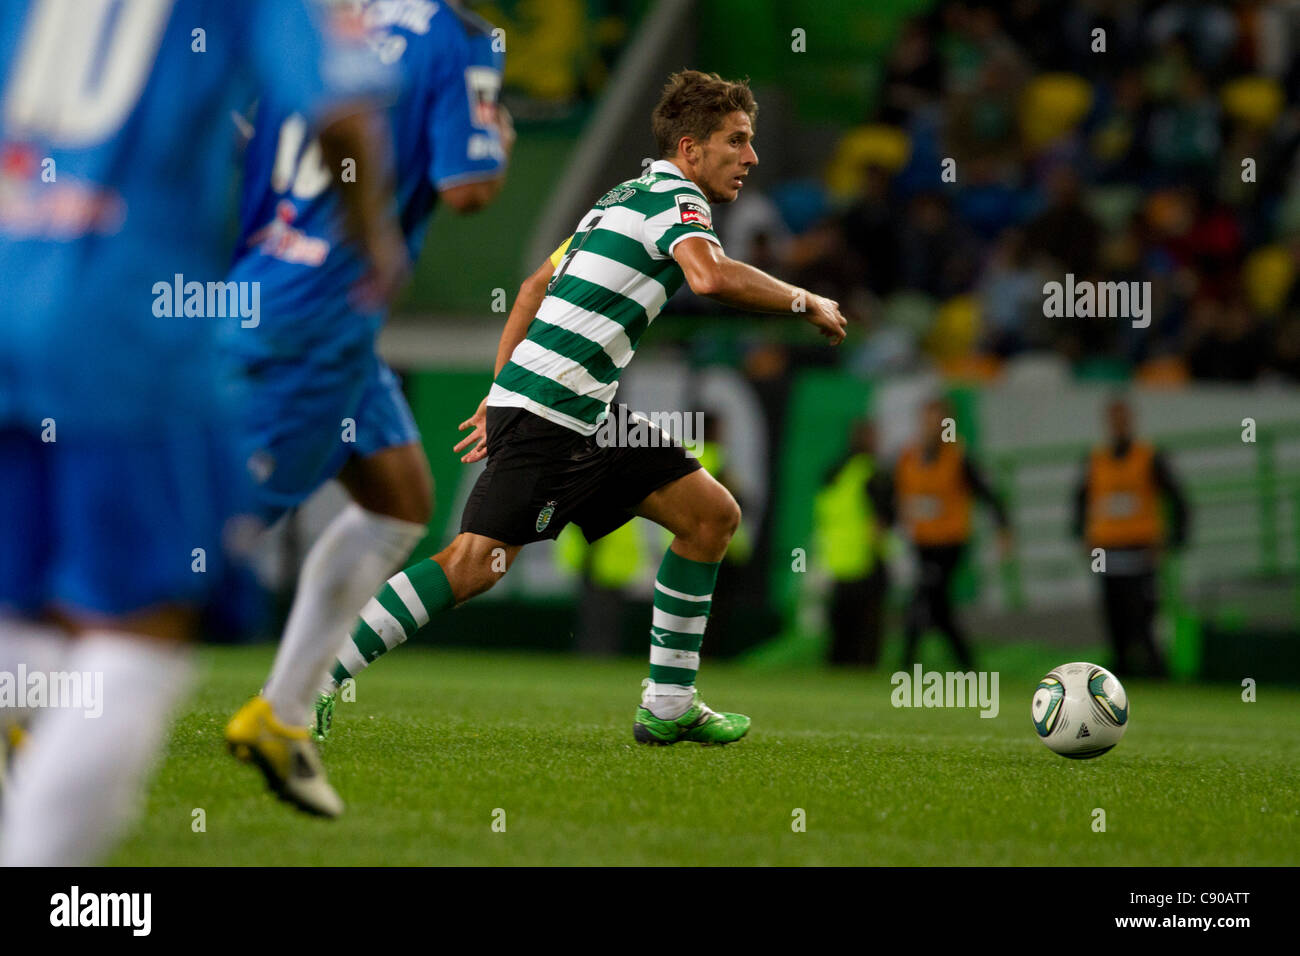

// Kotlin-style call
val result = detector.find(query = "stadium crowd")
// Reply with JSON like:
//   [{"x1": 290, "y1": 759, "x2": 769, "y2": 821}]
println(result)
[{"x1": 711, "y1": 0, "x2": 1300, "y2": 384}]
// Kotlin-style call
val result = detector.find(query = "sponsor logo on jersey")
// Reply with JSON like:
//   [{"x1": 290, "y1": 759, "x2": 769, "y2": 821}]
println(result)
[
  {"x1": 675, "y1": 193, "x2": 711, "y2": 228},
  {"x1": 246, "y1": 200, "x2": 330, "y2": 267},
  {"x1": 360, "y1": 0, "x2": 438, "y2": 34},
  {"x1": 0, "y1": 145, "x2": 125, "y2": 239},
  {"x1": 465, "y1": 65, "x2": 501, "y2": 129}
]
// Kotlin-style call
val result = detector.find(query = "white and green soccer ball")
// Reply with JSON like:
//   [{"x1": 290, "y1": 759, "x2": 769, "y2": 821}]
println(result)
[{"x1": 1031, "y1": 662, "x2": 1128, "y2": 759}]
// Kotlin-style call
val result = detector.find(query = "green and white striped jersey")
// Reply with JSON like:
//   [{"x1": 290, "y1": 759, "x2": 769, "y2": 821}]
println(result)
[{"x1": 487, "y1": 159, "x2": 722, "y2": 434}]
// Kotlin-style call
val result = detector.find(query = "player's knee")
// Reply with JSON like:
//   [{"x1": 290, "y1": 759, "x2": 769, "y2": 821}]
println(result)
[
  {"x1": 722, "y1": 495, "x2": 742, "y2": 536},
  {"x1": 696, "y1": 492, "x2": 741, "y2": 549},
  {"x1": 374, "y1": 489, "x2": 432, "y2": 527}
]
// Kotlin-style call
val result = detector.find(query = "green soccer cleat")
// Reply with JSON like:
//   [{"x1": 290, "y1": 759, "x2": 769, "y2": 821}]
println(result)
[
  {"x1": 633, "y1": 689, "x2": 750, "y2": 746},
  {"x1": 313, "y1": 691, "x2": 336, "y2": 742}
]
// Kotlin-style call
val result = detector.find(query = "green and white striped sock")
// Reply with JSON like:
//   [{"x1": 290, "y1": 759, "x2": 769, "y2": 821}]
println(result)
[
  {"x1": 643, "y1": 548, "x2": 719, "y2": 718},
  {"x1": 322, "y1": 558, "x2": 454, "y2": 694}
]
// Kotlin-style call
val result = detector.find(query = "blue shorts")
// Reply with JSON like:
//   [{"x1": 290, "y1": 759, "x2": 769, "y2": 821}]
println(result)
[
  {"x1": 231, "y1": 343, "x2": 420, "y2": 524},
  {"x1": 0, "y1": 424, "x2": 242, "y2": 618}
]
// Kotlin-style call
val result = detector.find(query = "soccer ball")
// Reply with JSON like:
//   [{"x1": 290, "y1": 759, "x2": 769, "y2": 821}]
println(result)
[{"x1": 1031, "y1": 662, "x2": 1128, "y2": 759}]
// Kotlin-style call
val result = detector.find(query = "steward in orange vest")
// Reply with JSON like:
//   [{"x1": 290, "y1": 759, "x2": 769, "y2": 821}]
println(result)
[
  {"x1": 895, "y1": 399, "x2": 1010, "y2": 669},
  {"x1": 1079, "y1": 438, "x2": 1184, "y2": 550},
  {"x1": 897, "y1": 440, "x2": 980, "y2": 547},
  {"x1": 1072, "y1": 399, "x2": 1188, "y2": 678}
]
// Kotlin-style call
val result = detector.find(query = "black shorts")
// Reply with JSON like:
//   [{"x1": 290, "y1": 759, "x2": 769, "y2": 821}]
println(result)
[{"x1": 460, "y1": 403, "x2": 702, "y2": 545}]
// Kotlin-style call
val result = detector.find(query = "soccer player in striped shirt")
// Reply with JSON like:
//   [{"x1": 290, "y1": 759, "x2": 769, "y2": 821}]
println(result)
[{"x1": 314, "y1": 70, "x2": 847, "y2": 745}]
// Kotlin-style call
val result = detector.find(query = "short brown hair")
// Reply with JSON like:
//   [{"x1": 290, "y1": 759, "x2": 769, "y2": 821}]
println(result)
[{"x1": 651, "y1": 70, "x2": 757, "y2": 157}]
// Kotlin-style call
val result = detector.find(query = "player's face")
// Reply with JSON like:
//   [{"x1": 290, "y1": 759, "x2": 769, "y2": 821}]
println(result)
[
  {"x1": 698, "y1": 111, "x2": 758, "y2": 203},
  {"x1": 1107, "y1": 402, "x2": 1132, "y2": 440},
  {"x1": 922, "y1": 402, "x2": 945, "y2": 439}
]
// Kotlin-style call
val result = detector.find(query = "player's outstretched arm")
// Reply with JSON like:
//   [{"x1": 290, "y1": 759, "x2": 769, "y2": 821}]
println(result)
[
  {"x1": 454, "y1": 256, "x2": 555, "y2": 463},
  {"x1": 674, "y1": 236, "x2": 847, "y2": 344},
  {"x1": 319, "y1": 110, "x2": 409, "y2": 309}
]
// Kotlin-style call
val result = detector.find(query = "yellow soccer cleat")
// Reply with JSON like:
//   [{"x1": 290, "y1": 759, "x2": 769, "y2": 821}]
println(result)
[
  {"x1": 224, "y1": 696, "x2": 343, "y2": 818},
  {"x1": 0, "y1": 723, "x2": 26, "y2": 793}
]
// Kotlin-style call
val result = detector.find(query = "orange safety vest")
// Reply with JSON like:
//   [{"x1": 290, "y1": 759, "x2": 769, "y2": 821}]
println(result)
[
  {"x1": 1085, "y1": 441, "x2": 1163, "y2": 549},
  {"x1": 896, "y1": 442, "x2": 972, "y2": 546}
]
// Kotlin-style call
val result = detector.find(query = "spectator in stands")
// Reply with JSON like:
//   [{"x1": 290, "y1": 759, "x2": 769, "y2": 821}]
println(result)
[
  {"x1": 1024, "y1": 164, "x2": 1103, "y2": 278},
  {"x1": 898, "y1": 192, "x2": 980, "y2": 299},
  {"x1": 725, "y1": 0, "x2": 1300, "y2": 379},
  {"x1": 878, "y1": 16, "x2": 944, "y2": 125},
  {"x1": 841, "y1": 164, "x2": 901, "y2": 297},
  {"x1": 1186, "y1": 294, "x2": 1267, "y2": 381},
  {"x1": 977, "y1": 227, "x2": 1042, "y2": 356}
]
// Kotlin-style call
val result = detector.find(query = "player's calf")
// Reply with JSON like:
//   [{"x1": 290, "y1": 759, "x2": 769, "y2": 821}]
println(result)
[
  {"x1": 314, "y1": 535, "x2": 520, "y2": 738},
  {"x1": 436, "y1": 533, "x2": 521, "y2": 602}
]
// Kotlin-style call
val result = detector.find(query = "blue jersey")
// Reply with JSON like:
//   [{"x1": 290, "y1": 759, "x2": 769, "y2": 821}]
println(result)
[
  {"x1": 226, "y1": 0, "x2": 506, "y2": 359},
  {"x1": 0, "y1": 0, "x2": 389, "y2": 432}
]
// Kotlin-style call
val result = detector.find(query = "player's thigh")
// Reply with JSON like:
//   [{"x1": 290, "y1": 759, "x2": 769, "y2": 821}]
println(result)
[
  {"x1": 338, "y1": 359, "x2": 431, "y2": 523},
  {"x1": 48, "y1": 424, "x2": 241, "y2": 624},
  {"x1": 231, "y1": 348, "x2": 370, "y2": 524},
  {"x1": 0, "y1": 427, "x2": 51, "y2": 616},
  {"x1": 572, "y1": 406, "x2": 715, "y2": 541},
  {"x1": 633, "y1": 467, "x2": 737, "y2": 540},
  {"x1": 339, "y1": 442, "x2": 433, "y2": 524},
  {"x1": 458, "y1": 407, "x2": 588, "y2": 545}
]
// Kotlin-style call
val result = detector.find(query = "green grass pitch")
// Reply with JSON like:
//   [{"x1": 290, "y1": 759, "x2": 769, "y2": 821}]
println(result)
[{"x1": 111, "y1": 643, "x2": 1300, "y2": 865}]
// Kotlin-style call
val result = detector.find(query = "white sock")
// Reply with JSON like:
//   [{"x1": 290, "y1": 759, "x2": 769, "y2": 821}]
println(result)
[
  {"x1": 0, "y1": 632, "x2": 191, "y2": 866},
  {"x1": 641, "y1": 680, "x2": 696, "y2": 719},
  {"x1": 263, "y1": 503, "x2": 425, "y2": 725},
  {"x1": 0, "y1": 617, "x2": 71, "y2": 728}
]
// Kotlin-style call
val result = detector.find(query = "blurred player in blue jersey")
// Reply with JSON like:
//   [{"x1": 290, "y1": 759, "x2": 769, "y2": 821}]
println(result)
[
  {"x1": 221, "y1": 0, "x2": 510, "y2": 809},
  {"x1": 0, "y1": 0, "x2": 404, "y2": 865}
]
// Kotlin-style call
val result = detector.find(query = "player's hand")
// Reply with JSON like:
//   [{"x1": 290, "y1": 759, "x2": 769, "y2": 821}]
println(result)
[
  {"x1": 351, "y1": 224, "x2": 411, "y2": 312},
  {"x1": 807, "y1": 293, "x2": 847, "y2": 345},
  {"x1": 496, "y1": 104, "x2": 516, "y2": 158},
  {"x1": 454, "y1": 398, "x2": 490, "y2": 463}
]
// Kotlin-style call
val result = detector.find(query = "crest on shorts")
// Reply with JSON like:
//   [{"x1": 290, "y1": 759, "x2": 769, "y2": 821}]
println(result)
[
  {"x1": 535, "y1": 500, "x2": 557, "y2": 533},
  {"x1": 247, "y1": 450, "x2": 275, "y2": 484}
]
